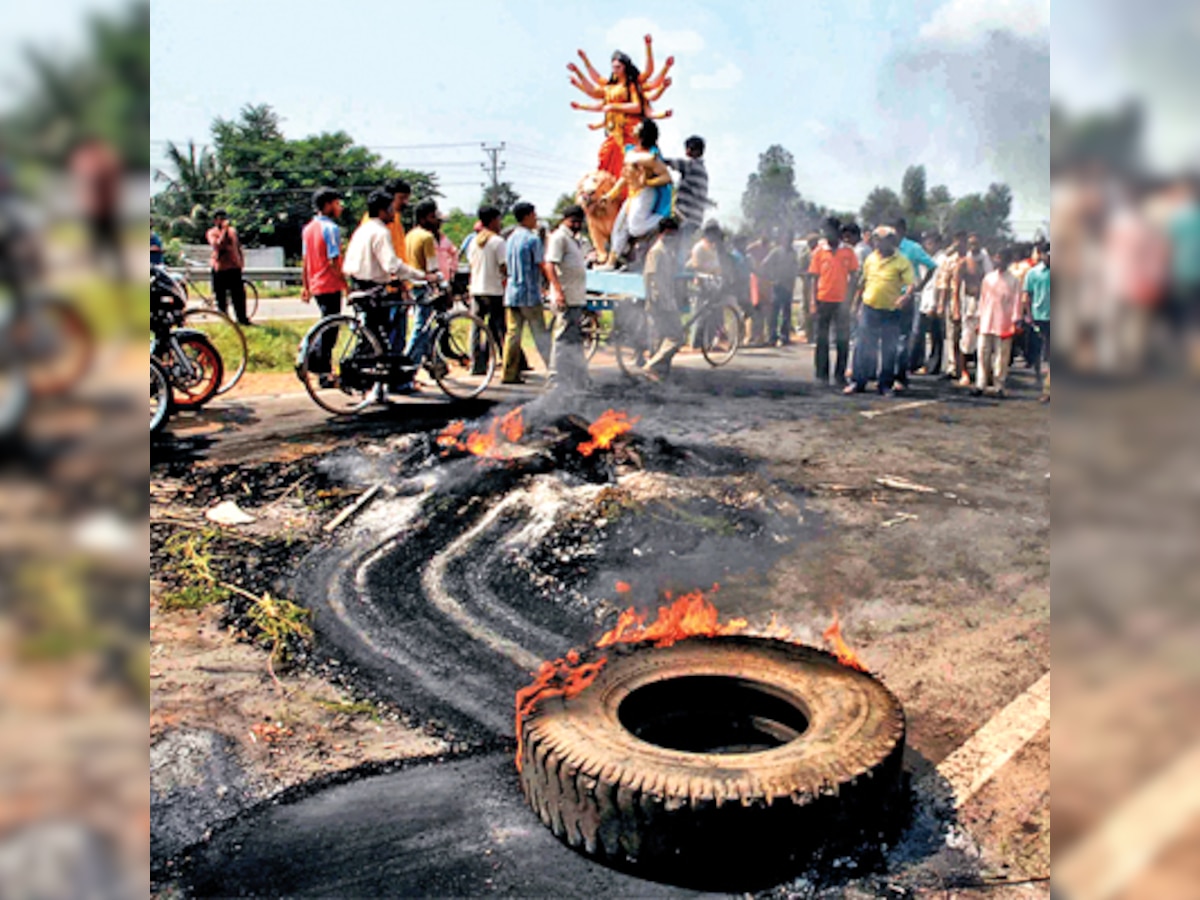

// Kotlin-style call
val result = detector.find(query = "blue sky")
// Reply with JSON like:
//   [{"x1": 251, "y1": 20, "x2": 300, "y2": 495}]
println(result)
[{"x1": 150, "y1": 0, "x2": 1050, "y2": 232}]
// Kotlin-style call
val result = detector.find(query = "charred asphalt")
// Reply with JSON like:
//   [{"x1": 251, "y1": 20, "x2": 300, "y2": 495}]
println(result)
[{"x1": 153, "y1": 347, "x2": 1050, "y2": 897}]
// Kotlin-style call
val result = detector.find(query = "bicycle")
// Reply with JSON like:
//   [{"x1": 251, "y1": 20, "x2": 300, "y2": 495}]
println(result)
[
  {"x1": 152, "y1": 265, "x2": 224, "y2": 410},
  {"x1": 173, "y1": 255, "x2": 260, "y2": 321},
  {"x1": 580, "y1": 298, "x2": 614, "y2": 360},
  {"x1": 295, "y1": 281, "x2": 497, "y2": 416},
  {"x1": 611, "y1": 272, "x2": 743, "y2": 378}
]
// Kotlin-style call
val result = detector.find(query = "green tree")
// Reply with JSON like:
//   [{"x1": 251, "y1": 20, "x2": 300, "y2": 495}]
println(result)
[
  {"x1": 860, "y1": 186, "x2": 905, "y2": 229},
  {"x1": 202, "y1": 104, "x2": 439, "y2": 258},
  {"x1": 947, "y1": 183, "x2": 1013, "y2": 247},
  {"x1": 901, "y1": 165, "x2": 928, "y2": 217},
  {"x1": 442, "y1": 208, "x2": 476, "y2": 248},
  {"x1": 742, "y1": 145, "x2": 805, "y2": 235},
  {"x1": 552, "y1": 192, "x2": 577, "y2": 218},
  {"x1": 151, "y1": 140, "x2": 222, "y2": 242},
  {"x1": 481, "y1": 182, "x2": 521, "y2": 217}
]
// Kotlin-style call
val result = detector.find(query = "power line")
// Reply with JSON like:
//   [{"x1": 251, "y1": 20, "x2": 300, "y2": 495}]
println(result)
[
  {"x1": 506, "y1": 143, "x2": 585, "y2": 168},
  {"x1": 150, "y1": 139, "x2": 485, "y2": 152}
]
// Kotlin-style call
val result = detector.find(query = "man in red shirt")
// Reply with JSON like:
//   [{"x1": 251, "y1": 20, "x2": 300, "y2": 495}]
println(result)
[
  {"x1": 206, "y1": 209, "x2": 249, "y2": 324},
  {"x1": 808, "y1": 218, "x2": 860, "y2": 386},
  {"x1": 301, "y1": 188, "x2": 347, "y2": 382}
]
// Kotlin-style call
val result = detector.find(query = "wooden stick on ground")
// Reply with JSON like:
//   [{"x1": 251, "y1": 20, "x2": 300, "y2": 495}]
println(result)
[{"x1": 323, "y1": 483, "x2": 383, "y2": 534}]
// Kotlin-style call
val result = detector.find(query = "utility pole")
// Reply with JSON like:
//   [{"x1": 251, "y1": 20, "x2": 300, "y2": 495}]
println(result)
[{"x1": 481, "y1": 142, "x2": 506, "y2": 194}]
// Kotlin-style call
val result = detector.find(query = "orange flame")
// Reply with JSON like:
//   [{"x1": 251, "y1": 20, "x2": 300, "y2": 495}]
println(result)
[
  {"x1": 822, "y1": 612, "x2": 867, "y2": 672},
  {"x1": 435, "y1": 421, "x2": 466, "y2": 449},
  {"x1": 499, "y1": 407, "x2": 525, "y2": 443},
  {"x1": 760, "y1": 611, "x2": 793, "y2": 640},
  {"x1": 577, "y1": 409, "x2": 640, "y2": 457},
  {"x1": 514, "y1": 583, "x2": 751, "y2": 768},
  {"x1": 438, "y1": 406, "x2": 525, "y2": 459},
  {"x1": 597, "y1": 585, "x2": 748, "y2": 650},
  {"x1": 514, "y1": 649, "x2": 607, "y2": 771},
  {"x1": 614, "y1": 580, "x2": 632, "y2": 594}
]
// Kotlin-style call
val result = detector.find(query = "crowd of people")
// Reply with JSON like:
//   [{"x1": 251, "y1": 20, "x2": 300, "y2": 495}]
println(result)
[
  {"x1": 640, "y1": 213, "x2": 1052, "y2": 399},
  {"x1": 155, "y1": 137, "x2": 1059, "y2": 403},
  {"x1": 292, "y1": 179, "x2": 595, "y2": 395}
]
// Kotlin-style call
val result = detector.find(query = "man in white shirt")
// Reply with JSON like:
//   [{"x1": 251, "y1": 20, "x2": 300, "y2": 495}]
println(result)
[
  {"x1": 912, "y1": 232, "x2": 946, "y2": 374},
  {"x1": 342, "y1": 189, "x2": 430, "y2": 367},
  {"x1": 544, "y1": 204, "x2": 589, "y2": 389},
  {"x1": 467, "y1": 205, "x2": 507, "y2": 375}
]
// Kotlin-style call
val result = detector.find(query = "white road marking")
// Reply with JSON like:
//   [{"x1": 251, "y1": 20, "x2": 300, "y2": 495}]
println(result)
[
  {"x1": 861, "y1": 400, "x2": 938, "y2": 419},
  {"x1": 920, "y1": 671, "x2": 1051, "y2": 808},
  {"x1": 1054, "y1": 740, "x2": 1200, "y2": 900}
]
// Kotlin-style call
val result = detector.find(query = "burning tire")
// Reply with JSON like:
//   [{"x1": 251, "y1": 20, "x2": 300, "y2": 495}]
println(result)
[{"x1": 518, "y1": 636, "x2": 905, "y2": 887}]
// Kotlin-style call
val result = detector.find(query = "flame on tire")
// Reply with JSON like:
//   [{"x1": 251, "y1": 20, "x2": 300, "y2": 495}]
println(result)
[
  {"x1": 822, "y1": 612, "x2": 867, "y2": 672},
  {"x1": 514, "y1": 649, "x2": 608, "y2": 771},
  {"x1": 514, "y1": 585, "x2": 745, "y2": 769},
  {"x1": 514, "y1": 586, "x2": 868, "y2": 769},
  {"x1": 597, "y1": 586, "x2": 749, "y2": 649}
]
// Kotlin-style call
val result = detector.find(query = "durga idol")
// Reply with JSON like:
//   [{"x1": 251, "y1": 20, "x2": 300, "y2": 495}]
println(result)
[{"x1": 568, "y1": 33, "x2": 674, "y2": 180}]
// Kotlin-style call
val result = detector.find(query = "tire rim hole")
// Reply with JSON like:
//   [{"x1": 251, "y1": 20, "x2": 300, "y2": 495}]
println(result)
[{"x1": 618, "y1": 676, "x2": 809, "y2": 754}]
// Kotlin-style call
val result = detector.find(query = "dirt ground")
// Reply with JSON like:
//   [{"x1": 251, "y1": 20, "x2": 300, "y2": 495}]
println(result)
[{"x1": 150, "y1": 344, "x2": 1050, "y2": 897}]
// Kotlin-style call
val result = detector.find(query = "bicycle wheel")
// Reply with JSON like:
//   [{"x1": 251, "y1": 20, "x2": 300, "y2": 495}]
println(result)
[
  {"x1": 242, "y1": 279, "x2": 260, "y2": 321},
  {"x1": 298, "y1": 316, "x2": 384, "y2": 415},
  {"x1": 581, "y1": 309, "x2": 602, "y2": 360},
  {"x1": 187, "y1": 272, "x2": 209, "y2": 304},
  {"x1": 431, "y1": 311, "x2": 495, "y2": 400},
  {"x1": 23, "y1": 298, "x2": 94, "y2": 398},
  {"x1": 170, "y1": 333, "x2": 224, "y2": 408},
  {"x1": 612, "y1": 303, "x2": 652, "y2": 379},
  {"x1": 151, "y1": 357, "x2": 171, "y2": 435},
  {"x1": 182, "y1": 307, "x2": 247, "y2": 395},
  {"x1": 700, "y1": 303, "x2": 743, "y2": 367}
]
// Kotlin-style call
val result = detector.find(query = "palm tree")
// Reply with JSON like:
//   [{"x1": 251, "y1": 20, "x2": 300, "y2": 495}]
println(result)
[{"x1": 152, "y1": 140, "x2": 222, "y2": 241}]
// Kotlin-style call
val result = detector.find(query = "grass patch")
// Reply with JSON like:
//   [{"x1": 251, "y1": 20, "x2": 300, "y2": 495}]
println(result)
[
  {"x1": 159, "y1": 528, "x2": 233, "y2": 609},
  {"x1": 315, "y1": 698, "x2": 380, "y2": 720},
  {"x1": 210, "y1": 318, "x2": 309, "y2": 374},
  {"x1": 160, "y1": 582, "x2": 231, "y2": 611},
  {"x1": 247, "y1": 592, "x2": 313, "y2": 664}
]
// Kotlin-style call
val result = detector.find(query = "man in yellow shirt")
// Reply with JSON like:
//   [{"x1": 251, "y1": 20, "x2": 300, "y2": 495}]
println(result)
[
  {"x1": 846, "y1": 226, "x2": 915, "y2": 395},
  {"x1": 398, "y1": 199, "x2": 445, "y2": 390}
]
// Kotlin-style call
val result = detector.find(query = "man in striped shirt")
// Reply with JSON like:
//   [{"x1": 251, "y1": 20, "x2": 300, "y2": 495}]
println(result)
[{"x1": 666, "y1": 135, "x2": 709, "y2": 257}]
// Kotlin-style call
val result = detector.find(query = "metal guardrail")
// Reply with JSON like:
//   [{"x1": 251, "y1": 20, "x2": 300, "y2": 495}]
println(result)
[{"x1": 166, "y1": 265, "x2": 303, "y2": 283}]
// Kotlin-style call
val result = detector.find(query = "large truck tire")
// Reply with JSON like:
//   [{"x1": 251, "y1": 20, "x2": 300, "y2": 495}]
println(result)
[{"x1": 518, "y1": 636, "x2": 906, "y2": 888}]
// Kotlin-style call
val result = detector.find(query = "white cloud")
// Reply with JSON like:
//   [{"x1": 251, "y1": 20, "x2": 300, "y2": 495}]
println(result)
[
  {"x1": 804, "y1": 119, "x2": 832, "y2": 139},
  {"x1": 691, "y1": 62, "x2": 744, "y2": 92},
  {"x1": 919, "y1": 0, "x2": 1049, "y2": 44},
  {"x1": 605, "y1": 17, "x2": 705, "y2": 57}
]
